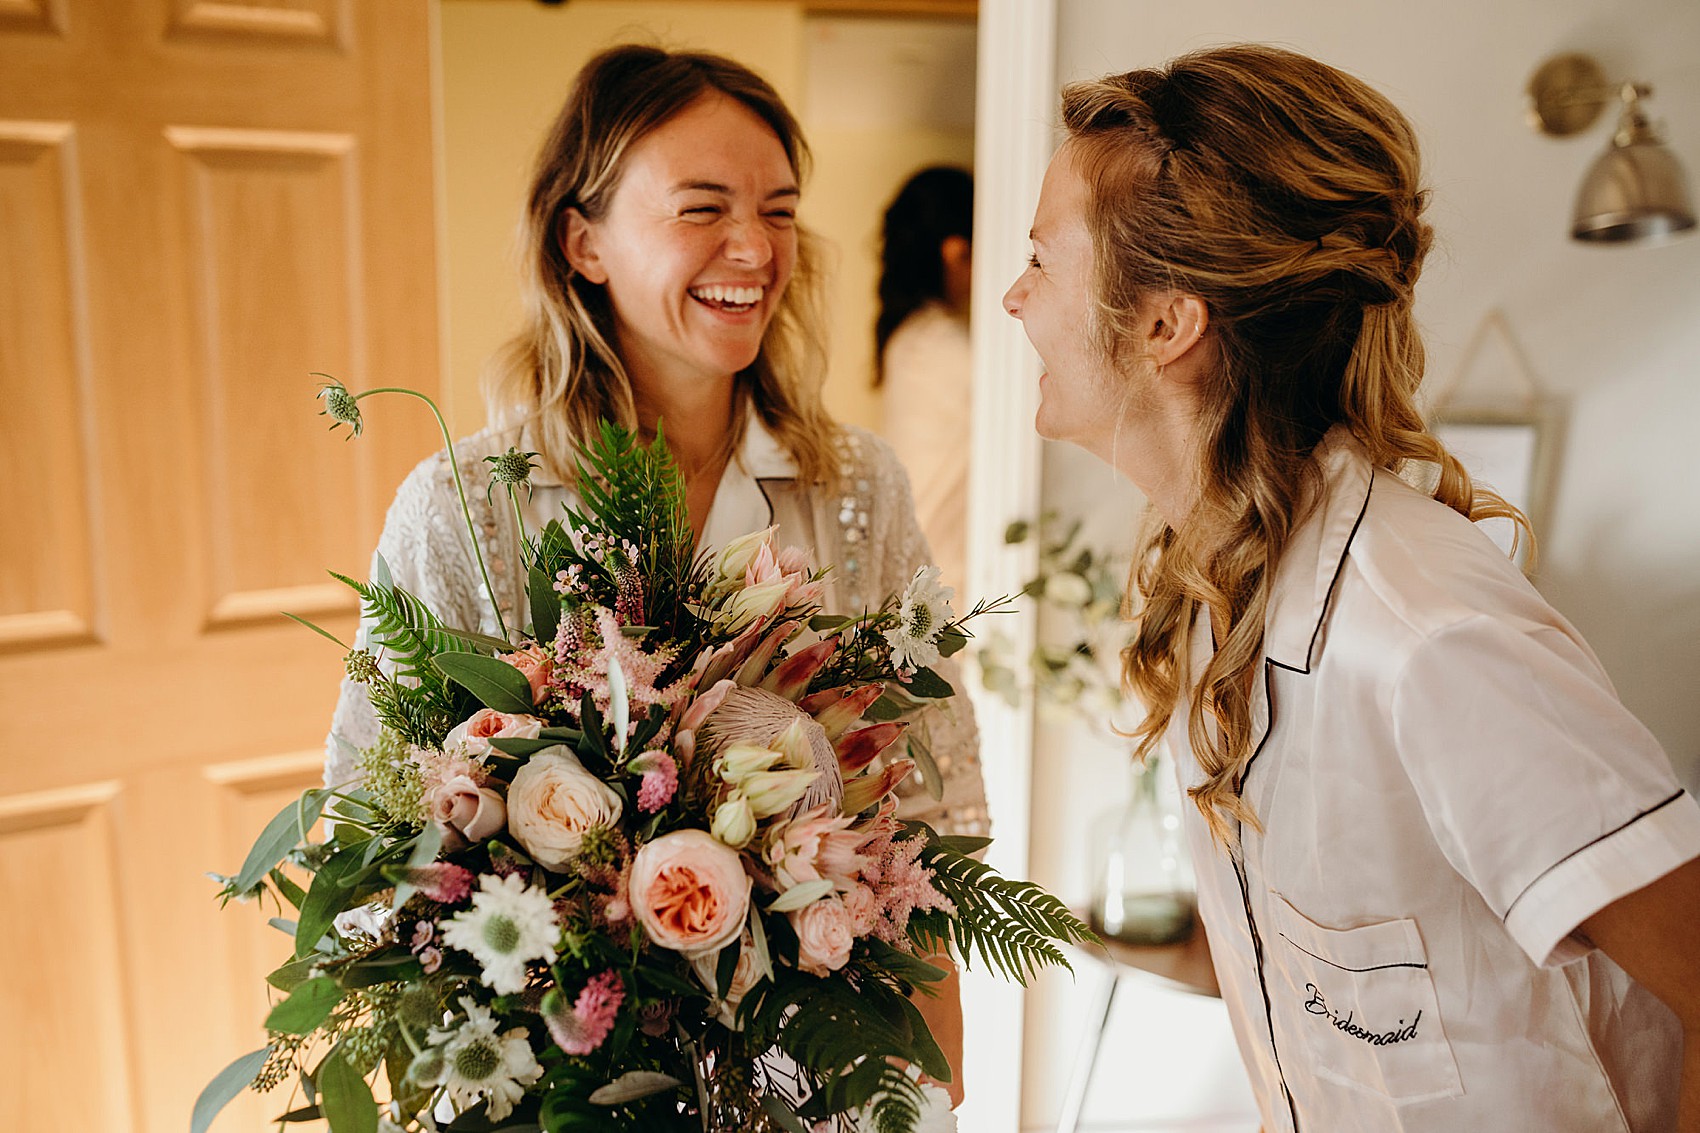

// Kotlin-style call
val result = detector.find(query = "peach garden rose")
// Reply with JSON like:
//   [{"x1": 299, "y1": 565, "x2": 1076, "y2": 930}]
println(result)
[{"x1": 630, "y1": 828, "x2": 751, "y2": 957}]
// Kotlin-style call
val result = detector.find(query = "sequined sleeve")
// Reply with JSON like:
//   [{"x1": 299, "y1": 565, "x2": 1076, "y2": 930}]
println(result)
[
  {"x1": 837, "y1": 427, "x2": 991, "y2": 839},
  {"x1": 323, "y1": 430, "x2": 520, "y2": 786}
]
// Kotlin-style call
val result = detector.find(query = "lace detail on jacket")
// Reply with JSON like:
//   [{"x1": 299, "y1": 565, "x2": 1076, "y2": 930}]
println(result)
[{"x1": 326, "y1": 423, "x2": 988, "y2": 838}]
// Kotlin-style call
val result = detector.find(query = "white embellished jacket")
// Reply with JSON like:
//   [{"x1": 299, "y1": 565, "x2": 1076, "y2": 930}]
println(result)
[{"x1": 325, "y1": 415, "x2": 990, "y2": 838}]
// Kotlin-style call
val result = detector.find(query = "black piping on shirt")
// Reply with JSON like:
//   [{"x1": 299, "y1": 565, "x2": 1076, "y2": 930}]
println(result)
[{"x1": 1501, "y1": 788, "x2": 1689, "y2": 923}]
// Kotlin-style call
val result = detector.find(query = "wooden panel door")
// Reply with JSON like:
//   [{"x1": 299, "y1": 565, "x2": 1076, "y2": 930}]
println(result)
[{"x1": 0, "y1": 3, "x2": 440, "y2": 1130}]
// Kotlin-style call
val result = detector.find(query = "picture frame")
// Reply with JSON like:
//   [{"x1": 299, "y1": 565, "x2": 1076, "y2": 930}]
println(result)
[{"x1": 1431, "y1": 403, "x2": 1563, "y2": 573}]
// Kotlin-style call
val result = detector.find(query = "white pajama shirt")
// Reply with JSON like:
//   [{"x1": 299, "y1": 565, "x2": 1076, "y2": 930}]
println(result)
[{"x1": 1172, "y1": 428, "x2": 1700, "y2": 1131}]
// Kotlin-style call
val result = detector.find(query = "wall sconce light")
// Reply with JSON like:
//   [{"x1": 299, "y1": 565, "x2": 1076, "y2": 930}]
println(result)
[{"x1": 1526, "y1": 53, "x2": 1695, "y2": 244}]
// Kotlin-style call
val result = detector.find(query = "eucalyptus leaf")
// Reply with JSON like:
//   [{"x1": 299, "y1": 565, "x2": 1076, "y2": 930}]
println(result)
[
  {"x1": 587, "y1": 1070, "x2": 683, "y2": 1105},
  {"x1": 903, "y1": 667, "x2": 954, "y2": 700},
  {"x1": 907, "y1": 731, "x2": 944, "y2": 802},
  {"x1": 759, "y1": 1093, "x2": 810, "y2": 1133},
  {"x1": 715, "y1": 936, "x2": 740, "y2": 999},
  {"x1": 232, "y1": 789, "x2": 329, "y2": 896},
  {"x1": 937, "y1": 834, "x2": 993, "y2": 857},
  {"x1": 268, "y1": 917, "x2": 298, "y2": 936},
  {"x1": 808, "y1": 613, "x2": 853, "y2": 632},
  {"x1": 432, "y1": 651, "x2": 534, "y2": 713},
  {"x1": 317, "y1": 1048, "x2": 378, "y2": 1133},
  {"x1": 267, "y1": 955, "x2": 319, "y2": 993},
  {"x1": 294, "y1": 844, "x2": 370, "y2": 959},
  {"x1": 937, "y1": 626, "x2": 970, "y2": 657},
  {"x1": 529, "y1": 562, "x2": 560, "y2": 648},
  {"x1": 269, "y1": 867, "x2": 306, "y2": 910},
  {"x1": 372, "y1": 551, "x2": 394, "y2": 590},
  {"x1": 190, "y1": 1047, "x2": 271, "y2": 1133},
  {"x1": 265, "y1": 975, "x2": 344, "y2": 1035}
]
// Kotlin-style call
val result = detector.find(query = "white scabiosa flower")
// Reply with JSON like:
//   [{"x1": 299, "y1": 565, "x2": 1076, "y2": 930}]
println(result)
[
  {"x1": 423, "y1": 997, "x2": 543, "y2": 1121},
  {"x1": 884, "y1": 565, "x2": 955, "y2": 672},
  {"x1": 440, "y1": 872, "x2": 559, "y2": 994}
]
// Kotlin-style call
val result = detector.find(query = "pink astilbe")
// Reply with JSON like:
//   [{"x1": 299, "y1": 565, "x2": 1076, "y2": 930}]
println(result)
[
  {"x1": 554, "y1": 609, "x2": 692, "y2": 735},
  {"x1": 410, "y1": 862, "x2": 476, "y2": 904},
  {"x1": 410, "y1": 746, "x2": 490, "y2": 795},
  {"x1": 858, "y1": 822, "x2": 955, "y2": 946},
  {"x1": 546, "y1": 969, "x2": 626, "y2": 1055},
  {"x1": 630, "y1": 750, "x2": 678, "y2": 812}
]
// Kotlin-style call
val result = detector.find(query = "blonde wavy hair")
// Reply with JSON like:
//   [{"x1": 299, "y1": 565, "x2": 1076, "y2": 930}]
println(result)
[
  {"x1": 1063, "y1": 45, "x2": 1531, "y2": 844},
  {"x1": 485, "y1": 45, "x2": 837, "y2": 485}
]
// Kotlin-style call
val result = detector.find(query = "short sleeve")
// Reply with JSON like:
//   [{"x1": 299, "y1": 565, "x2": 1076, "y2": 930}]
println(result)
[{"x1": 1390, "y1": 613, "x2": 1700, "y2": 966}]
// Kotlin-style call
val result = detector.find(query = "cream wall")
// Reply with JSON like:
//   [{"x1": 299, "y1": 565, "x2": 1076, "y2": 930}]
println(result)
[
  {"x1": 435, "y1": 1, "x2": 973, "y2": 439},
  {"x1": 1014, "y1": 0, "x2": 1700, "y2": 1127}
]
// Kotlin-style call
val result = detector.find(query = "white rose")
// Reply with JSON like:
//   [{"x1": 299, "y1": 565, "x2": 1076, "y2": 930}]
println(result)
[{"x1": 506, "y1": 749, "x2": 622, "y2": 870}]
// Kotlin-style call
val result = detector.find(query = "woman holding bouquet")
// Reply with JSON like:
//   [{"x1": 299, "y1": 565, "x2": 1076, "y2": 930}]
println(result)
[
  {"x1": 327, "y1": 44, "x2": 986, "y2": 1109},
  {"x1": 1003, "y1": 45, "x2": 1700, "y2": 1132}
]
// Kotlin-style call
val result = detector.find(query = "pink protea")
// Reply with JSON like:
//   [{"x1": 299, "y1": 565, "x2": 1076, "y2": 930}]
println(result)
[
  {"x1": 545, "y1": 969, "x2": 626, "y2": 1055},
  {"x1": 630, "y1": 750, "x2": 678, "y2": 812}
]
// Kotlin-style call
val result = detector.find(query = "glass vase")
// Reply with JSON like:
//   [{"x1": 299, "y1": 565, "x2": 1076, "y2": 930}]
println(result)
[{"x1": 1088, "y1": 755, "x2": 1197, "y2": 946}]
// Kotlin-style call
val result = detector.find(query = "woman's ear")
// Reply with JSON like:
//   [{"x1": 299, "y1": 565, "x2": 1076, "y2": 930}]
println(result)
[
  {"x1": 1146, "y1": 292, "x2": 1209, "y2": 368},
  {"x1": 559, "y1": 208, "x2": 608, "y2": 285}
]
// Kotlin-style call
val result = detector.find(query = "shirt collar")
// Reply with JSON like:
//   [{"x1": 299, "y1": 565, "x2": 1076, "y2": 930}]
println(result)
[{"x1": 1263, "y1": 425, "x2": 1375, "y2": 672}]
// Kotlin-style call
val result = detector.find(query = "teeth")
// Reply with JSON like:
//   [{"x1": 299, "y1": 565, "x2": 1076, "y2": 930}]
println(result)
[{"x1": 691, "y1": 284, "x2": 763, "y2": 306}]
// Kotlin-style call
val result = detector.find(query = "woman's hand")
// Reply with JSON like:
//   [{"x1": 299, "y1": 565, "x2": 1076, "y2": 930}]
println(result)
[{"x1": 1580, "y1": 856, "x2": 1700, "y2": 1133}]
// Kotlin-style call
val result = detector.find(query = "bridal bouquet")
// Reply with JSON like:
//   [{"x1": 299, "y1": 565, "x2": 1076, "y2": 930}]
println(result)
[{"x1": 195, "y1": 383, "x2": 1093, "y2": 1133}]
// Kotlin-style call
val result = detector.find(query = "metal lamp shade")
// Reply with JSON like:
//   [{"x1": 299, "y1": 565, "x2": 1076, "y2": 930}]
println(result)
[{"x1": 1572, "y1": 138, "x2": 1697, "y2": 243}]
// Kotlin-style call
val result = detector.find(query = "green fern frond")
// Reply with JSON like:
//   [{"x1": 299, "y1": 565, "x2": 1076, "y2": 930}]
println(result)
[
  {"x1": 330, "y1": 573, "x2": 479, "y2": 683},
  {"x1": 913, "y1": 845, "x2": 1097, "y2": 987}
]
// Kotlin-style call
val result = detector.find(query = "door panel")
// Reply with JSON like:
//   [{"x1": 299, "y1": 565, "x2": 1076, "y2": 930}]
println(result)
[{"x1": 0, "y1": 3, "x2": 439, "y2": 1130}]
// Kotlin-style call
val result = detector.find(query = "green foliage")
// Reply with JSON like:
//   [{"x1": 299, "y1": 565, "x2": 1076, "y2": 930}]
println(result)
[
  {"x1": 433, "y1": 651, "x2": 535, "y2": 713},
  {"x1": 329, "y1": 570, "x2": 483, "y2": 748},
  {"x1": 742, "y1": 971, "x2": 941, "y2": 1128},
  {"x1": 909, "y1": 841, "x2": 1097, "y2": 987},
  {"x1": 266, "y1": 976, "x2": 345, "y2": 1035},
  {"x1": 316, "y1": 1047, "x2": 379, "y2": 1133},
  {"x1": 556, "y1": 422, "x2": 711, "y2": 640},
  {"x1": 191, "y1": 1047, "x2": 272, "y2": 1133}
]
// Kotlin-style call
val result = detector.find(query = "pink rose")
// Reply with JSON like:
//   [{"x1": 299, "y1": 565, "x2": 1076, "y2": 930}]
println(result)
[
  {"x1": 444, "y1": 708, "x2": 543, "y2": 756},
  {"x1": 841, "y1": 882, "x2": 879, "y2": 936},
  {"x1": 428, "y1": 774, "x2": 507, "y2": 845},
  {"x1": 498, "y1": 645, "x2": 554, "y2": 703},
  {"x1": 789, "y1": 893, "x2": 854, "y2": 976},
  {"x1": 630, "y1": 829, "x2": 751, "y2": 957}
]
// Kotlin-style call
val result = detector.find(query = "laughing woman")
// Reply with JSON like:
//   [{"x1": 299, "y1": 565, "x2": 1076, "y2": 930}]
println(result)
[
  {"x1": 326, "y1": 45, "x2": 986, "y2": 1104},
  {"x1": 1003, "y1": 45, "x2": 1700, "y2": 1133}
]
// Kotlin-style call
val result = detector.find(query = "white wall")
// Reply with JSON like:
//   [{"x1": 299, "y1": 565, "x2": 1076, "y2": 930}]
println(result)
[{"x1": 1017, "y1": 0, "x2": 1700, "y2": 1127}]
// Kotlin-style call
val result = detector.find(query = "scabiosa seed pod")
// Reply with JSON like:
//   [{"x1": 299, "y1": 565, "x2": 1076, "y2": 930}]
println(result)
[
  {"x1": 344, "y1": 648, "x2": 381, "y2": 683},
  {"x1": 487, "y1": 446, "x2": 539, "y2": 485},
  {"x1": 316, "y1": 378, "x2": 363, "y2": 437}
]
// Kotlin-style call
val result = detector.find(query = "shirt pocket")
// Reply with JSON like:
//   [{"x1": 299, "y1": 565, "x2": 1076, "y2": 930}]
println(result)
[{"x1": 1268, "y1": 893, "x2": 1463, "y2": 1105}]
